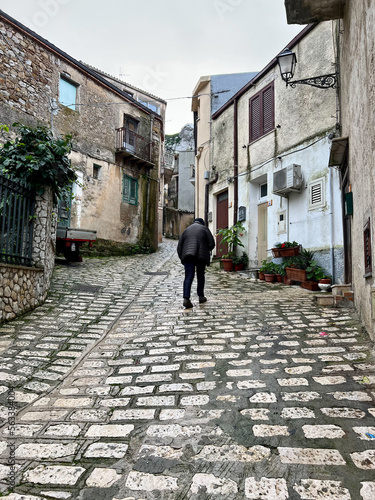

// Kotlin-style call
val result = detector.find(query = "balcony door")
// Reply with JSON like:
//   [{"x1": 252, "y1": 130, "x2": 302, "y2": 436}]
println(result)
[{"x1": 124, "y1": 116, "x2": 138, "y2": 153}]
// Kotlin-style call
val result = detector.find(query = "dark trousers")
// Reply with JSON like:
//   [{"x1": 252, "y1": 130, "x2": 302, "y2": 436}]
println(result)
[{"x1": 183, "y1": 258, "x2": 206, "y2": 298}]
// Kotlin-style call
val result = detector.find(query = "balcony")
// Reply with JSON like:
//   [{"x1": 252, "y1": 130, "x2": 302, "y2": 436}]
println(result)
[
  {"x1": 115, "y1": 127, "x2": 154, "y2": 168},
  {"x1": 284, "y1": 0, "x2": 345, "y2": 24}
]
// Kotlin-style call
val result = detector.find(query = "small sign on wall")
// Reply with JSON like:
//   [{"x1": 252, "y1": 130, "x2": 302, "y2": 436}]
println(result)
[{"x1": 238, "y1": 206, "x2": 246, "y2": 221}]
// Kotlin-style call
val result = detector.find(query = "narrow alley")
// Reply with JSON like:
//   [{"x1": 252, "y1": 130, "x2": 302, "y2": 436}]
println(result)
[{"x1": 0, "y1": 240, "x2": 375, "y2": 500}]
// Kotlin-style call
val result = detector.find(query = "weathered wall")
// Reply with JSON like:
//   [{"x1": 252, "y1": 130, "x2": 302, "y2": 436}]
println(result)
[
  {"x1": 340, "y1": 0, "x2": 375, "y2": 339},
  {"x1": 0, "y1": 188, "x2": 56, "y2": 322},
  {"x1": 164, "y1": 208, "x2": 194, "y2": 239},
  {"x1": 192, "y1": 77, "x2": 211, "y2": 219},
  {"x1": 0, "y1": 14, "x2": 162, "y2": 248},
  {"x1": 177, "y1": 150, "x2": 195, "y2": 212},
  {"x1": 210, "y1": 22, "x2": 342, "y2": 274}
]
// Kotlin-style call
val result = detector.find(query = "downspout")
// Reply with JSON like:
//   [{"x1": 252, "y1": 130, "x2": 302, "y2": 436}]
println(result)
[
  {"x1": 205, "y1": 174, "x2": 218, "y2": 226},
  {"x1": 233, "y1": 97, "x2": 238, "y2": 225},
  {"x1": 329, "y1": 164, "x2": 335, "y2": 281}
]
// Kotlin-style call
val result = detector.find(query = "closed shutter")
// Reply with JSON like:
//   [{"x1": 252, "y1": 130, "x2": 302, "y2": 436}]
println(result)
[
  {"x1": 249, "y1": 82, "x2": 274, "y2": 142},
  {"x1": 263, "y1": 84, "x2": 274, "y2": 134},
  {"x1": 250, "y1": 95, "x2": 261, "y2": 141},
  {"x1": 364, "y1": 218, "x2": 372, "y2": 275}
]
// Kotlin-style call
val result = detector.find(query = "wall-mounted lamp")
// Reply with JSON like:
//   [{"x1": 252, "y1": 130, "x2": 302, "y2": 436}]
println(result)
[{"x1": 277, "y1": 48, "x2": 337, "y2": 89}]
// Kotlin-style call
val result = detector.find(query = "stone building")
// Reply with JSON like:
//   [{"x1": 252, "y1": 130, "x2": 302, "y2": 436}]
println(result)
[
  {"x1": 0, "y1": 10, "x2": 166, "y2": 251},
  {"x1": 163, "y1": 125, "x2": 195, "y2": 239},
  {"x1": 283, "y1": 1, "x2": 375, "y2": 337},
  {"x1": 194, "y1": 23, "x2": 344, "y2": 282}
]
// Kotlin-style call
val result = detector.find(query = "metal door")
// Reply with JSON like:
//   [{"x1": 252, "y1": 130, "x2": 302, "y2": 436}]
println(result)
[{"x1": 216, "y1": 191, "x2": 228, "y2": 258}]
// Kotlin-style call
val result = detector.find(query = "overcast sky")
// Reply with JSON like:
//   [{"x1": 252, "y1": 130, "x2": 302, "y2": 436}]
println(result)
[{"x1": 1, "y1": 0, "x2": 304, "y2": 134}]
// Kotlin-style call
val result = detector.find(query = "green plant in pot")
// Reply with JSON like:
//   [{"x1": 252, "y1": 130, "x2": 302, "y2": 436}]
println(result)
[
  {"x1": 217, "y1": 221, "x2": 245, "y2": 271},
  {"x1": 306, "y1": 260, "x2": 331, "y2": 282},
  {"x1": 233, "y1": 251, "x2": 249, "y2": 271}
]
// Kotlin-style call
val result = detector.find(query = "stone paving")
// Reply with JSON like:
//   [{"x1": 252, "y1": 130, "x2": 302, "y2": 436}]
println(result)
[{"x1": 0, "y1": 239, "x2": 374, "y2": 499}]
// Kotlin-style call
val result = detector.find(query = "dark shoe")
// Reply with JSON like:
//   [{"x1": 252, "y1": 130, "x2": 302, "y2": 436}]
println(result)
[
  {"x1": 183, "y1": 298, "x2": 193, "y2": 308},
  {"x1": 199, "y1": 296, "x2": 207, "y2": 303}
]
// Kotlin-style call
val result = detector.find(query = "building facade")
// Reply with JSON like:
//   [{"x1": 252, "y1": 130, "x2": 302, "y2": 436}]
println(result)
[
  {"x1": 284, "y1": 0, "x2": 375, "y2": 338},
  {"x1": 195, "y1": 23, "x2": 344, "y2": 282},
  {"x1": 0, "y1": 10, "x2": 165, "y2": 251}
]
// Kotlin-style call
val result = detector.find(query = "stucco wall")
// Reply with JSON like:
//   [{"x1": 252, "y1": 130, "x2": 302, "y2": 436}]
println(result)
[
  {"x1": 177, "y1": 151, "x2": 195, "y2": 212},
  {"x1": 209, "y1": 22, "x2": 342, "y2": 276},
  {"x1": 340, "y1": 0, "x2": 375, "y2": 339}
]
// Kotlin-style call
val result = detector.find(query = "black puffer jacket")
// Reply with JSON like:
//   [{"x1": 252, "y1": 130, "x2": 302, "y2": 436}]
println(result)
[{"x1": 177, "y1": 221, "x2": 215, "y2": 265}]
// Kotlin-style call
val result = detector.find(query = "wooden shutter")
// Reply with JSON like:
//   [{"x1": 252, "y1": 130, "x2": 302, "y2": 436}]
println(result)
[
  {"x1": 123, "y1": 175, "x2": 129, "y2": 202},
  {"x1": 249, "y1": 83, "x2": 274, "y2": 142},
  {"x1": 364, "y1": 218, "x2": 372, "y2": 275},
  {"x1": 250, "y1": 95, "x2": 261, "y2": 142},
  {"x1": 263, "y1": 84, "x2": 274, "y2": 134}
]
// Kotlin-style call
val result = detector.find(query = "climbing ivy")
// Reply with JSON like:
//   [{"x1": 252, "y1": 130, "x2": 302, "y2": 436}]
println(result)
[{"x1": 0, "y1": 123, "x2": 76, "y2": 204}]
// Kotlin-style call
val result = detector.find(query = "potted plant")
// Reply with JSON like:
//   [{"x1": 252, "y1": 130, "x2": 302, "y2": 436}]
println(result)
[
  {"x1": 274, "y1": 240, "x2": 301, "y2": 257},
  {"x1": 306, "y1": 261, "x2": 331, "y2": 291},
  {"x1": 275, "y1": 263, "x2": 285, "y2": 282},
  {"x1": 263, "y1": 261, "x2": 277, "y2": 282},
  {"x1": 284, "y1": 250, "x2": 314, "y2": 283},
  {"x1": 216, "y1": 221, "x2": 246, "y2": 272},
  {"x1": 233, "y1": 251, "x2": 248, "y2": 271},
  {"x1": 258, "y1": 260, "x2": 267, "y2": 280}
]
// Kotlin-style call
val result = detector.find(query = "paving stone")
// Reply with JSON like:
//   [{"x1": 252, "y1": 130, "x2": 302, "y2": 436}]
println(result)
[
  {"x1": 278, "y1": 447, "x2": 346, "y2": 465},
  {"x1": 84, "y1": 442, "x2": 128, "y2": 458},
  {"x1": 23, "y1": 465, "x2": 86, "y2": 485},
  {"x1": 360, "y1": 482, "x2": 375, "y2": 500},
  {"x1": 195, "y1": 444, "x2": 270, "y2": 462},
  {"x1": 125, "y1": 470, "x2": 178, "y2": 492},
  {"x1": 293, "y1": 479, "x2": 350, "y2": 499},
  {"x1": 86, "y1": 467, "x2": 122, "y2": 488},
  {"x1": 85, "y1": 424, "x2": 134, "y2": 437},
  {"x1": 302, "y1": 424, "x2": 345, "y2": 439},
  {"x1": 245, "y1": 477, "x2": 288, "y2": 499},
  {"x1": 350, "y1": 450, "x2": 375, "y2": 469},
  {"x1": 191, "y1": 473, "x2": 238, "y2": 495},
  {"x1": 15, "y1": 443, "x2": 78, "y2": 459}
]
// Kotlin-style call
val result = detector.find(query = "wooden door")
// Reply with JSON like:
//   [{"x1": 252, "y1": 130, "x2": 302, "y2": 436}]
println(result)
[
  {"x1": 258, "y1": 202, "x2": 268, "y2": 263},
  {"x1": 341, "y1": 163, "x2": 352, "y2": 283},
  {"x1": 216, "y1": 191, "x2": 228, "y2": 258}
]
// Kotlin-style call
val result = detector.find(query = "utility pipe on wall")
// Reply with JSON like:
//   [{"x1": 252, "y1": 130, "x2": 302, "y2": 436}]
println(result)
[{"x1": 233, "y1": 97, "x2": 238, "y2": 225}]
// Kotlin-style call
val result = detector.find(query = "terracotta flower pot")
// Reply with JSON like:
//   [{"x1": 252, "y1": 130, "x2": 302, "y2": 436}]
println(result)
[
  {"x1": 264, "y1": 273, "x2": 276, "y2": 282},
  {"x1": 279, "y1": 246, "x2": 300, "y2": 257},
  {"x1": 258, "y1": 271, "x2": 265, "y2": 280},
  {"x1": 271, "y1": 248, "x2": 282, "y2": 258},
  {"x1": 276, "y1": 274, "x2": 283, "y2": 282},
  {"x1": 286, "y1": 267, "x2": 307, "y2": 282},
  {"x1": 221, "y1": 258, "x2": 234, "y2": 272},
  {"x1": 301, "y1": 280, "x2": 319, "y2": 291},
  {"x1": 234, "y1": 263, "x2": 244, "y2": 272}
]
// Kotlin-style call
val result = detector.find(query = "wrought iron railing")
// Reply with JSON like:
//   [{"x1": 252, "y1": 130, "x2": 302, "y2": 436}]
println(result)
[
  {"x1": 0, "y1": 173, "x2": 35, "y2": 266},
  {"x1": 115, "y1": 127, "x2": 153, "y2": 163}
]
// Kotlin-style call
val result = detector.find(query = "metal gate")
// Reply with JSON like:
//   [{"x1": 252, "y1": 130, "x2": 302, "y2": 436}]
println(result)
[{"x1": 0, "y1": 173, "x2": 35, "y2": 266}]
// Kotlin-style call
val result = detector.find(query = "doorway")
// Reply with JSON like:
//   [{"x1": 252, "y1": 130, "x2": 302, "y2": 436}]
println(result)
[
  {"x1": 216, "y1": 190, "x2": 228, "y2": 258},
  {"x1": 258, "y1": 202, "x2": 268, "y2": 263}
]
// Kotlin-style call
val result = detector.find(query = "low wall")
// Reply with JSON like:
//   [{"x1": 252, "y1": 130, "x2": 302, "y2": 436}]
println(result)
[
  {"x1": 0, "y1": 187, "x2": 56, "y2": 322},
  {"x1": 164, "y1": 208, "x2": 194, "y2": 239}
]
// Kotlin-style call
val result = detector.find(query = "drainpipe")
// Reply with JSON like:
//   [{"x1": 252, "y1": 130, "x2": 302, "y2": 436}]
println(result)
[
  {"x1": 233, "y1": 97, "x2": 238, "y2": 225},
  {"x1": 205, "y1": 174, "x2": 218, "y2": 226},
  {"x1": 329, "y1": 165, "x2": 335, "y2": 281}
]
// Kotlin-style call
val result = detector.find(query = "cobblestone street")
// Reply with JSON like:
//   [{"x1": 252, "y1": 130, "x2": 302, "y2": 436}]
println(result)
[{"x1": 0, "y1": 239, "x2": 375, "y2": 500}]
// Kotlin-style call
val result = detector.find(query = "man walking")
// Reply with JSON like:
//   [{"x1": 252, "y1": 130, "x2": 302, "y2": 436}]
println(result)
[{"x1": 177, "y1": 218, "x2": 215, "y2": 308}]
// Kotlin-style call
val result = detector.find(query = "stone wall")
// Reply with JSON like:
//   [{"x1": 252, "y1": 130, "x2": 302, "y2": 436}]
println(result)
[{"x1": 0, "y1": 188, "x2": 56, "y2": 322}]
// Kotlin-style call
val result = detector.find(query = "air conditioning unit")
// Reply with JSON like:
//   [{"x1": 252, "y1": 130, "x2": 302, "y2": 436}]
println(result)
[{"x1": 273, "y1": 164, "x2": 303, "y2": 196}]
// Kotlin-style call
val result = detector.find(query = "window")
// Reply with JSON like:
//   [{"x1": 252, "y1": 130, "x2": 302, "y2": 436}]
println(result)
[
  {"x1": 123, "y1": 175, "x2": 138, "y2": 205},
  {"x1": 59, "y1": 76, "x2": 78, "y2": 110},
  {"x1": 93, "y1": 164, "x2": 102, "y2": 180},
  {"x1": 260, "y1": 183, "x2": 268, "y2": 199},
  {"x1": 249, "y1": 82, "x2": 274, "y2": 142},
  {"x1": 308, "y1": 177, "x2": 326, "y2": 209},
  {"x1": 364, "y1": 218, "x2": 372, "y2": 276}
]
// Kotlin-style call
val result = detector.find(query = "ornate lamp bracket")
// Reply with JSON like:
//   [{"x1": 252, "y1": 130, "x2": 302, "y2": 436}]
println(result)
[{"x1": 287, "y1": 73, "x2": 338, "y2": 89}]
